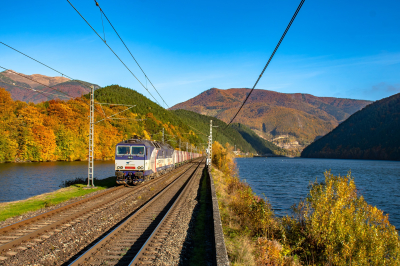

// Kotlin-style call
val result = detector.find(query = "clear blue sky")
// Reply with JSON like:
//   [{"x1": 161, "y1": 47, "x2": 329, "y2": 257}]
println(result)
[{"x1": 2, "y1": 0, "x2": 400, "y2": 107}]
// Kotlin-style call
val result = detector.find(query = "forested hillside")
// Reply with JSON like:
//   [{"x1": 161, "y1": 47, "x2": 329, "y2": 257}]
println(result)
[
  {"x1": 0, "y1": 85, "x2": 202, "y2": 163},
  {"x1": 301, "y1": 93, "x2": 400, "y2": 160},
  {"x1": 172, "y1": 109, "x2": 256, "y2": 153},
  {"x1": 230, "y1": 123, "x2": 284, "y2": 155}
]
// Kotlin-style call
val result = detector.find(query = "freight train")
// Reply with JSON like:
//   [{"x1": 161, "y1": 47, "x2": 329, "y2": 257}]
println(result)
[{"x1": 115, "y1": 136, "x2": 200, "y2": 186}]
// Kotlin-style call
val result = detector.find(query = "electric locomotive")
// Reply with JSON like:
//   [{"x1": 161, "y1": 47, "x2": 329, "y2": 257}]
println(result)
[{"x1": 115, "y1": 136, "x2": 201, "y2": 186}]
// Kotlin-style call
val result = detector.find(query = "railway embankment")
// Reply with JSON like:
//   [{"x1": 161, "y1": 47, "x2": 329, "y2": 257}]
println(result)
[
  {"x1": 0, "y1": 164, "x2": 192, "y2": 264},
  {"x1": 0, "y1": 158, "x2": 228, "y2": 265},
  {"x1": 211, "y1": 141, "x2": 400, "y2": 265}
]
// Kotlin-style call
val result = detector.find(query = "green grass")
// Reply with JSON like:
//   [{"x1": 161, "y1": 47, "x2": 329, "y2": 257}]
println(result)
[
  {"x1": 189, "y1": 168, "x2": 208, "y2": 266},
  {"x1": 0, "y1": 176, "x2": 116, "y2": 222}
]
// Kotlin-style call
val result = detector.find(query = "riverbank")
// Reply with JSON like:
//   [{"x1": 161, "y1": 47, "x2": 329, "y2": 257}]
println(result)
[
  {"x1": 0, "y1": 177, "x2": 116, "y2": 225},
  {"x1": 212, "y1": 165, "x2": 298, "y2": 265}
]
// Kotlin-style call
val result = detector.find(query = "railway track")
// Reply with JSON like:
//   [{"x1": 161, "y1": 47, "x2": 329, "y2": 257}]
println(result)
[
  {"x1": 0, "y1": 160, "x2": 201, "y2": 264},
  {"x1": 68, "y1": 159, "x2": 205, "y2": 266}
]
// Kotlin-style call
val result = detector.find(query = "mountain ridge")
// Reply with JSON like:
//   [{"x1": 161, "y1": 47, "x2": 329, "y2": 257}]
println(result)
[
  {"x1": 170, "y1": 88, "x2": 372, "y2": 149},
  {"x1": 0, "y1": 70, "x2": 100, "y2": 103}
]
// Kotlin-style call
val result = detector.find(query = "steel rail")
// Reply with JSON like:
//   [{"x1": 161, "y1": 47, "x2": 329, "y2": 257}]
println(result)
[
  {"x1": 0, "y1": 161, "x2": 195, "y2": 255},
  {"x1": 129, "y1": 159, "x2": 204, "y2": 265},
  {"x1": 68, "y1": 159, "x2": 203, "y2": 265},
  {"x1": 0, "y1": 187, "x2": 127, "y2": 253},
  {"x1": 0, "y1": 186, "x2": 122, "y2": 235}
]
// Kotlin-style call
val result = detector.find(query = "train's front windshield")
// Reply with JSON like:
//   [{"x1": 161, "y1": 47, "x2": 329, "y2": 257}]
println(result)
[
  {"x1": 132, "y1": 147, "x2": 145, "y2": 157},
  {"x1": 117, "y1": 146, "x2": 130, "y2": 155}
]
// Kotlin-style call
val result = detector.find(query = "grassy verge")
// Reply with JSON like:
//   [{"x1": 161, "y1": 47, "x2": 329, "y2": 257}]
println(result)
[
  {"x1": 212, "y1": 167, "x2": 257, "y2": 265},
  {"x1": 0, "y1": 176, "x2": 116, "y2": 222},
  {"x1": 189, "y1": 168, "x2": 208, "y2": 266}
]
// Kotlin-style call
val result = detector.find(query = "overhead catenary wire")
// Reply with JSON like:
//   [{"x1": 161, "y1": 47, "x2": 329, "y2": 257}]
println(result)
[
  {"x1": 0, "y1": 42, "x2": 97, "y2": 96},
  {"x1": 96, "y1": 1, "x2": 106, "y2": 42},
  {"x1": 0, "y1": 67, "x2": 62, "y2": 101},
  {"x1": 1, "y1": 65, "x2": 135, "y2": 123},
  {"x1": 68, "y1": 1, "x2": 202, "y2": 143},
  {"x1": 225, "y1": 0, "x2": 305, "y2": 128},
  {"x1": 188, "y1": 124, "x2": 207, "y2": 136},
  {"x1": 0, "y1": 42, "x2": 131, "y2": 121},
  {"x1": 66, "y1": 0, "x2": 161, "y2": 106},
  {"x1": 0, "y1": 66, "x2": 75, "y2": 100},
  {"x1": 93, "y1": 0, "x2": 170, "y2": 109},
  {"x1": 0, "y1": 42, "x2": 193, "y2": 148},
  {"x1": 0, "y1": 80, "x2": 53, "y2": 101}
]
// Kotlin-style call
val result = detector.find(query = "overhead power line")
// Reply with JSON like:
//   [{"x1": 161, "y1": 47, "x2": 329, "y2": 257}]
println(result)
[
  {"x1": 0, "y1": 66, "x2": 62, "y2": 101},
  {"x1": 0, "y1": 43, "x2": 107, "y2": 117},
  {"x1": 67, "y1": 1, "x2": 199, "y2": 140},
  {"x1": 0, "y1": 66, "x2": 74, "y2": 100},
  {"x1": 66, "y1": 0, "x2": 161, "y2": 106},
  {"x1": 0, "y1": 42, "x2": 97, "y2": 95},
  {"x1": 94, "y1": 0, "x2": 170, "y2": 109},
  {"x1": 0, "y1": 42, "x2": 120, "y2": 120},
  {"x1": 225, "y1": 0, "x2": 305, "y2": 128},
  {"x1": 1, "y1": 42, "x2": 193, "y2": 146},
  {"x1": 0, "y1": 65, "x2": 133, "y2": 123}
]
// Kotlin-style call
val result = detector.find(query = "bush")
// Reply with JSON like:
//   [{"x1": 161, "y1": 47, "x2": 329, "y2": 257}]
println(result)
[
  {"x1": 286, "y1": 171, "x2": 400, "y2": 265},
  {"x1": 212, "y1": 141, "x2": 236, "y2": 176}
]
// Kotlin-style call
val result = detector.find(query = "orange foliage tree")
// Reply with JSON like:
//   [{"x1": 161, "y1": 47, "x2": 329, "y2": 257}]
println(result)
[{"x1": 0, "y1": 87, "x2": 200, "y2": 163}]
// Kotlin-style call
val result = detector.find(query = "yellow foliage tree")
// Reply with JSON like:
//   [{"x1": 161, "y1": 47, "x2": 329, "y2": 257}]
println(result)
[
  {"x1": 32, "y1": 125, "x2": 57, "y2": 161},
  {"x1": 212, "y1": 141, "x2": 236, "y2": 176},
  {"x1": 298, "y1": 172, "x2": 400, "y2": 265},
  {"x1": 18, "y1": 105, "x2": 44, "y2": 127}
]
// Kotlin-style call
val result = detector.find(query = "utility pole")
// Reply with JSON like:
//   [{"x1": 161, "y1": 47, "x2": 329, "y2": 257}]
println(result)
[
  {"x1": 162, "y1": 128, "x2": 164, "y2": 144},
  {"x1": 88, "y1": 85, "x2": 95, "y2": 187},
  {"x1": 179, "y1": 138, "x2": 181, "y2": 150},
  {"x1": 86, "y1": 92, "x2": 135, "y2": 188},
  {"x1": 186, "y1": 142, "x2": 188, "y2": 152},
  {"x1": 207, "y1": 120, "x2": 212, "y2": 166},
  {"x1": 207, "y1": 121, "x2": 219, "y2": 166}
]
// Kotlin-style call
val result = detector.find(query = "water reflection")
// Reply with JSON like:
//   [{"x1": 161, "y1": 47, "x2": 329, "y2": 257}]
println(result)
[
  {"x1": 236, "y1": 157, "x2": 400, "y2": 228},
  {"x1": 0, "y1": 160, "x2": 115, "y2": 203}
]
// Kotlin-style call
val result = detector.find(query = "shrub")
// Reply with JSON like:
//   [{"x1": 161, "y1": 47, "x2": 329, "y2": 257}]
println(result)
[
  {"x1": 212, "y1": 141, "x2": 236, "y2": 176},
  {"x1": 287, "y1": 171, "x2": 400, "y2": 265}
]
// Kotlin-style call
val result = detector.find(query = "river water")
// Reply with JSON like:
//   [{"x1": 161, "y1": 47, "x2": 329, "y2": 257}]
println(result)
[
  {"x1": 0, "y1": 160, "x2": 115, "y2": 203},
  {"x1": 236, "y1": 157, "x2": 400, "y2": 229},
  {"x1": 1, "y1": 158, "x2": 399, "y2": 228}
]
